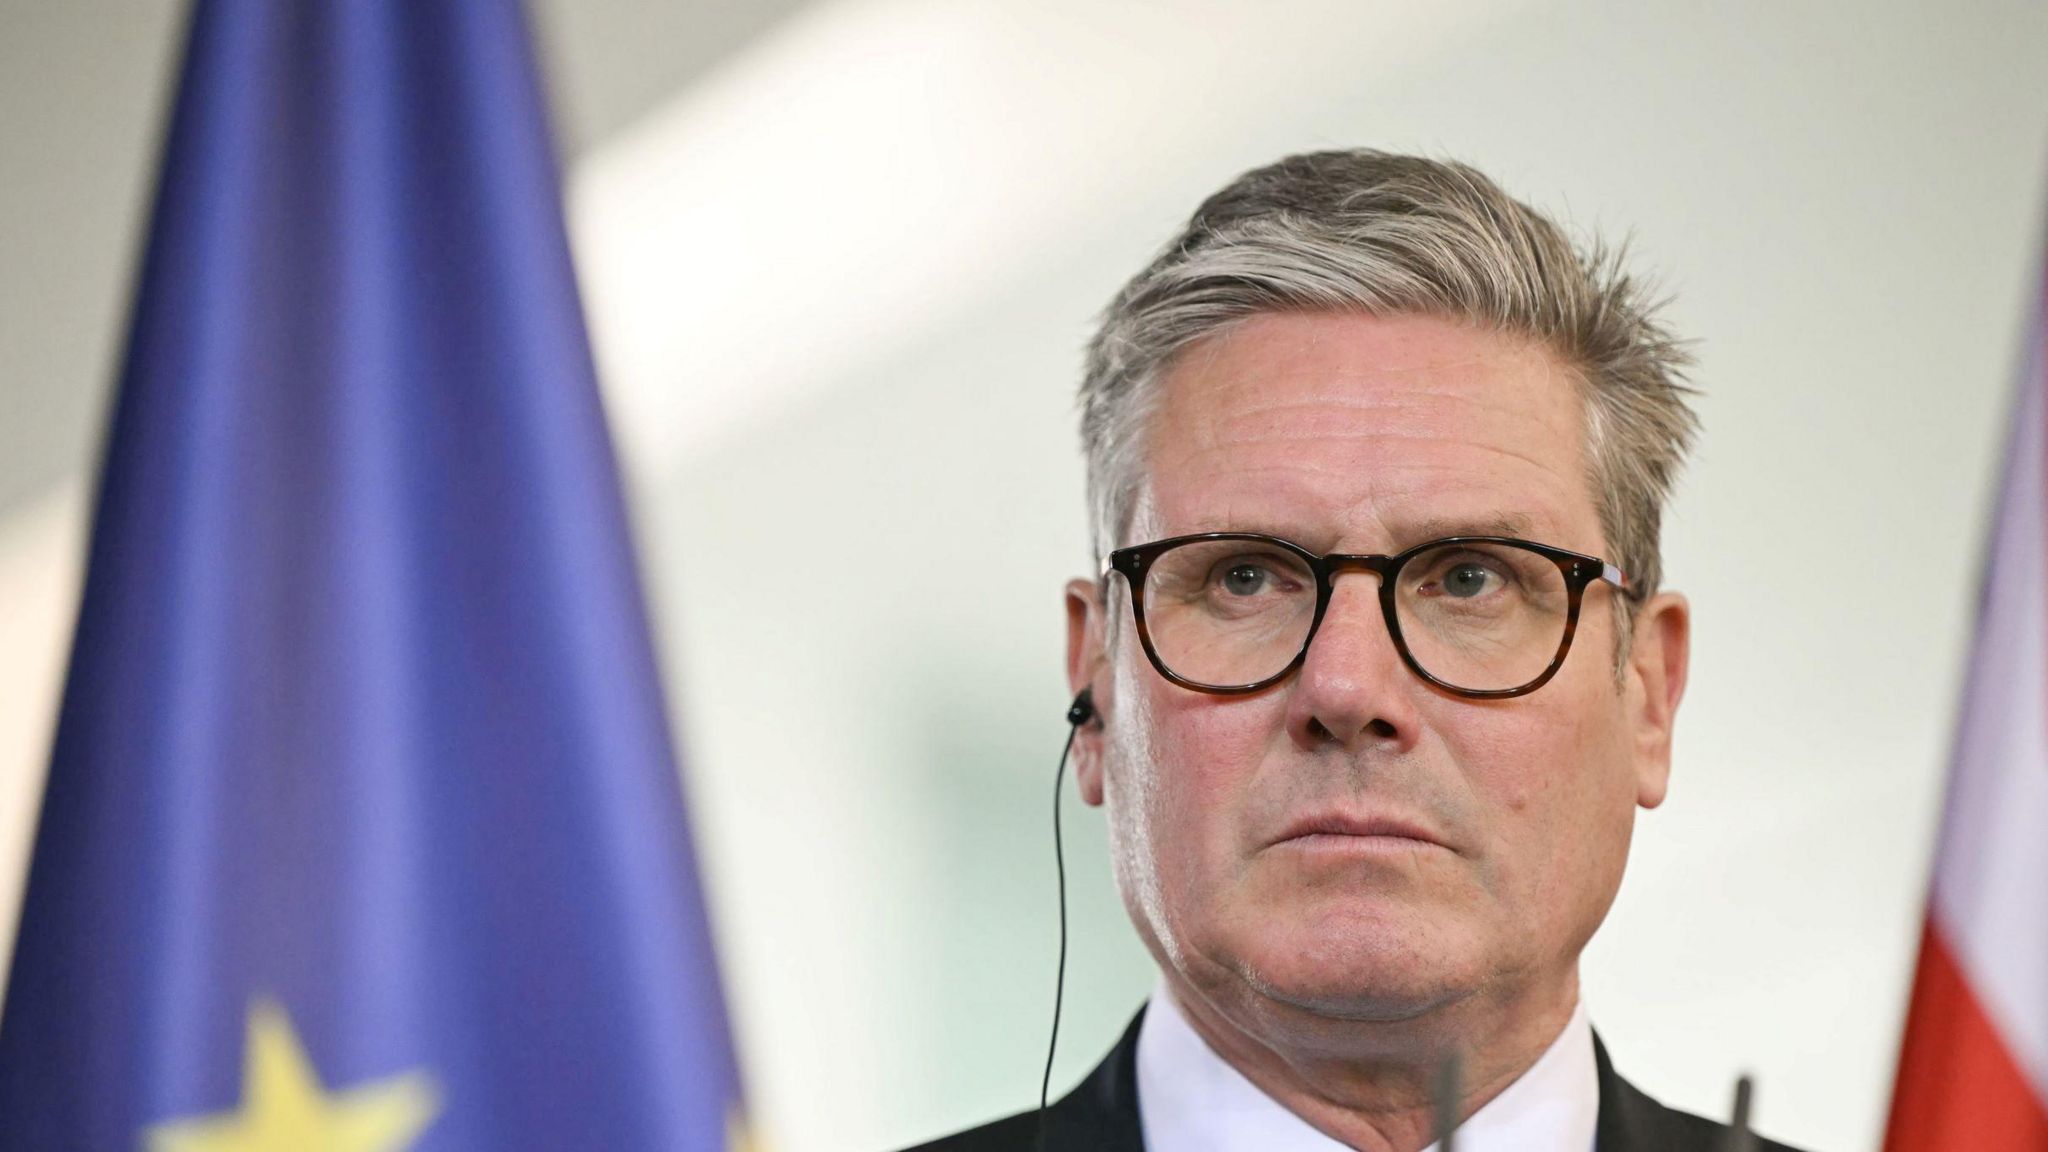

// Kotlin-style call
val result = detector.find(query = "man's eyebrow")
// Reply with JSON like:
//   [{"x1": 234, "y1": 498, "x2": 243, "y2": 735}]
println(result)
[{"x1": 1400, "y1": 512, "x2": 1539, "y2": 541}]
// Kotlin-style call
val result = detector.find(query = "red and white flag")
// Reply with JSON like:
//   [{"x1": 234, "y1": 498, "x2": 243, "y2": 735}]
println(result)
[{"x1": 1885, "y1": 268, "x2": 2048, "y2": 1149}]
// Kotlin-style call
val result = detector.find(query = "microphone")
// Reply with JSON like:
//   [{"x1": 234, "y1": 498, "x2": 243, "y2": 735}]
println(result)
[
  {"x1": 1434, "y1": 1050, "x2": 1464, "y2": 1151},
  {"x1": 1723, "y1": 1073, "x2": 1758, "y2": 1152},
  {"x1": 1037, "y1": 689, "x2": 1094, "y2": 1151}
]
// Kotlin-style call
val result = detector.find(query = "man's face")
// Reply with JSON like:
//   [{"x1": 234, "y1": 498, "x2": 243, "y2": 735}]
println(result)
[{"x1": 1065, "y1": 311, "x2": 1689, "y2": 1033}]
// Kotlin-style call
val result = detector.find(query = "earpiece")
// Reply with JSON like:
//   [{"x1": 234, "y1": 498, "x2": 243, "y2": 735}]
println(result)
[{"x1": 1065, "y1": 687, "x2": 1096, "y2": 728}]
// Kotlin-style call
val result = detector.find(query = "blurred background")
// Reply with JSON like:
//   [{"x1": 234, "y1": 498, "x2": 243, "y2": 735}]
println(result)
[{"x1": 3, "y1": 1, "x2": 2046, "y2": 1149}]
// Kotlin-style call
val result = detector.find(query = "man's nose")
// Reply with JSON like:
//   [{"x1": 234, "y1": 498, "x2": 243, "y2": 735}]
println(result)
[{"x1": 1285, "y1": 573, "x2": 1421, "y2": 752}]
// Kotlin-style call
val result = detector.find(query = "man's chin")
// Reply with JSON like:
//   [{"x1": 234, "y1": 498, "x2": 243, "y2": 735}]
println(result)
[
  {"x1": 1239, "y1": 970, "x2": 1470, "y2": 1025},
  {"x1": 1220, "y1": 918, "x2": 1489, "y2": 1026}
]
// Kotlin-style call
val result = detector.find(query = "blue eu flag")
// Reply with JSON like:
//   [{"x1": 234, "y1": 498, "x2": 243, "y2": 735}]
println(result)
[{"x1": 0, "y1": 3, "x2": 747, "y2": 1149}]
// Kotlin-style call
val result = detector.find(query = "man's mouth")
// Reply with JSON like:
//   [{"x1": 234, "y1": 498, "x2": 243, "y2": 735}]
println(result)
[{"x1": 1270, "y1": 811, "x2": 1449, "y2": 852}]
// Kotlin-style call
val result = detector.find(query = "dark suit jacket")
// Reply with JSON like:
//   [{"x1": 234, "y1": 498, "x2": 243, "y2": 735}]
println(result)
[{"x1": 903, "y1": 1008, "x2": 1807, "y2": 1152}]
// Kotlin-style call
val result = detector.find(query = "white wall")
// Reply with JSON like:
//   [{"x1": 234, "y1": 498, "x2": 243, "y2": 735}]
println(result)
[
  {"x1": 3, "y1": 2, "x2": 2045, "y2": 1150},
  {"x1": 569, "y1": 2, "x2": 2048, "y2": 1149}
]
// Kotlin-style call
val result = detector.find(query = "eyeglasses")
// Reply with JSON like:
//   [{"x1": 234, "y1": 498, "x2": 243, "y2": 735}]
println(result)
[{"x1": 1104, "y1": 533, "x2": 1629, "y2": 699}]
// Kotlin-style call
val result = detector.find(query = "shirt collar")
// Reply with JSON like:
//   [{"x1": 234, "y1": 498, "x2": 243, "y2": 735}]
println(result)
[{"x1": 1135, "y1": 980, "x2": 1599, "y2": 1152}]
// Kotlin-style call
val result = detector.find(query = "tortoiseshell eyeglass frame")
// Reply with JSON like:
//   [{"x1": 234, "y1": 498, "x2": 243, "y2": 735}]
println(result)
[{"x1": 1103, "y1": 532, "x2": 1632, "y2": 700}]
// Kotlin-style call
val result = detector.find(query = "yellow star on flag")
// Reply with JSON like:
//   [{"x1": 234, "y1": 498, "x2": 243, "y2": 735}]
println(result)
[{"x1": 147, "y1": 1000, "x2": 441, "y2": 1152}]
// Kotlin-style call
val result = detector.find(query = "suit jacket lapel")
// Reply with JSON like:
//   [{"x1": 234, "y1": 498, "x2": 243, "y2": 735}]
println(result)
[
  {"x1": 1594, "y1": 1031, "x2": 1725, "y2": 1152},
  {"x1": 1056, "y1": 1010, "x2": 1744, "y2": 1152},
  {"x1": 1043, "y1": 1007, "x2": 1149, "y2": 1151}
]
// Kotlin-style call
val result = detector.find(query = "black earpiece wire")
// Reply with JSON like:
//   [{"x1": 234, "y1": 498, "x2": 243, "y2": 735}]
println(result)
[{"x1": 1038, "y1": 690, "x2": 1092, "y2": 1151}]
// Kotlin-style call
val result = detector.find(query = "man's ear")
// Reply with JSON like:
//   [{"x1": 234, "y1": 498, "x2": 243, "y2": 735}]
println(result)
[
  {"x1": 1065, "y1": 577, "x2": 1110, "y2": 807},
  {"x1": 1625, "y1": 591, "x2": 1690, "y2": 810}
]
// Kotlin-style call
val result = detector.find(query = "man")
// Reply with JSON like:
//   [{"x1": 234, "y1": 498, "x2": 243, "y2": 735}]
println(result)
[{"x1": 911, "y1": 150, "x2": 1804, "y2": 1151}]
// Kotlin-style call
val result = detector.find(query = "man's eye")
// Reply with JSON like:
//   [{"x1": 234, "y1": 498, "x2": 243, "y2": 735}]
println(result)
[
  {"x1": 1441, "y1": 562, "x2": 1502, "y2": 598},
  {"x1": 1220, "y1": 564, "x2": 1271, "y2": 596}
]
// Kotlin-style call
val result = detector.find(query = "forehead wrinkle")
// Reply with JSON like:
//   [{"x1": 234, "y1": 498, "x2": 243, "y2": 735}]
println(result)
[
  {"x1": 1167, "y1": 388, "x2": 1577, "y2": 475},
  {"x1": 1159, "y1": 322, "x2": 1580, "y2": 432},
  {"x1": 1165, "y1": 432, "x2": 1579, "y2": 497},
  {"x1": 1160, "y1": 467, "x2": 1577, "y2": 555}
]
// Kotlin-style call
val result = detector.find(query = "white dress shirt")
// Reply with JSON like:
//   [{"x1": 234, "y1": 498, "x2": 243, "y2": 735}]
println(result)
[{"x1": 1136, "y1": 980, "x2": 1599, "y2": 1152}]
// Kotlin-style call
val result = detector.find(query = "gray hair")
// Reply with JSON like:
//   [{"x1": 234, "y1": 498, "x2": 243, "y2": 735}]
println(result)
[{"x1": 1080, "y1": 149, "x2": 1697, "y2": 632}]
